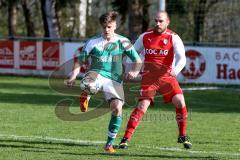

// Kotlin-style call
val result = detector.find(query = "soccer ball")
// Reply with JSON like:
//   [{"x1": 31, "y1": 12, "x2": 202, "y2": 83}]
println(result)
[{"x1": 80, "y1": 74, "x2": 100, "y2": 95}]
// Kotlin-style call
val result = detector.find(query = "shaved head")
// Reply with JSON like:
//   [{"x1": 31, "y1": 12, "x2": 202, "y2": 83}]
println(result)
[
  {"x1": 155, "y1": 11, "x2": 169, "y2": 21},
  {"x1": 154, "y1": 11, "x2": 170, "y2": 34}
]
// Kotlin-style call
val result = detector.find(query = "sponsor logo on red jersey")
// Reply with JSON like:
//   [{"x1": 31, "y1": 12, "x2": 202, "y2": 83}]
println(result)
[
  {"x1": 144, "y1": 48, "x2": 169, "y2": 56},
  {"x1": 142, "y1": 29, "x2": 174, "y2": 68}
]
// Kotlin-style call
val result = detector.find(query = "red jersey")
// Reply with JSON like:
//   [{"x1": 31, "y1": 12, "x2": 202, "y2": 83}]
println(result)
[{"x1": 134, "y1": 28, "x2": 186, "y2": 76}]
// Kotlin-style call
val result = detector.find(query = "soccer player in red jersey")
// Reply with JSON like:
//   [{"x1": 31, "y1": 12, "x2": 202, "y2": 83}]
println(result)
[{"x1": 119, "y1": 11, "x2": 192, "y2": 149}]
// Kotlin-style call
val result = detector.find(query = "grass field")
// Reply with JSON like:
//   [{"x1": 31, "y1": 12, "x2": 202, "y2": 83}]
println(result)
[{"x1": 0, "y1": 75, "x2": 240, "y2": 160}]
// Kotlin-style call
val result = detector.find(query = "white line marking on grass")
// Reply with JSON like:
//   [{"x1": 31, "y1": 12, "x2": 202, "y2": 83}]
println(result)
[
  {"x1": 0, "y1": 134, "x2": 239, "y2": 157},
  {"x1": 0, "y1": 134, "x2": 105, "y2": 145},
  {"x1": 0, "y1": 90, "x2": 56, "y2": 96},
  {"x1": 139, "y1": 145, "x2": 240, "y2": 157}
]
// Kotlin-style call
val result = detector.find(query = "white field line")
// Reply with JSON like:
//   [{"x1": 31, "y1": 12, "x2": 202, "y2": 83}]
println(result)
[
  {"x1": 0, "y1": 90, "x2": 56, "y2": 96},
  {"x1": 139, "y1": 145, "x2": 240, "y2": 157},
  {"x1": 0, "y1": 134, "x2": 105, "y2": 145},
  {"x1": 0, "y1": 134, "x2": 239, "y2": 157}
]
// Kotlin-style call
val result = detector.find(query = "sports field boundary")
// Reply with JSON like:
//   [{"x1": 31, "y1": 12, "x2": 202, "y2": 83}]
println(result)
[{"x1": 0, "y1": 134, "x2": 239, "y2": 157}]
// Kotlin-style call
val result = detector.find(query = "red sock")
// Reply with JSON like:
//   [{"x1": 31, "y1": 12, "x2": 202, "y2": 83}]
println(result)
[
  {"x1": 80, "y1": 92, "x2": 88, "y2": 100},
  {"x1": 124, "y1": 108, "x2": 145, "y2": 140},
  {"x1": 176, "y1": 106, "x2": 188, "y2": 136}
]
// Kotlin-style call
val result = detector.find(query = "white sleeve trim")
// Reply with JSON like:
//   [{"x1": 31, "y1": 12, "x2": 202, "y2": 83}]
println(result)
[
  {"x1": 133, "y1": 33, "x2": 145, "y2": 53},
  {"x1": 82, "y1": 39, "x2": 95, "y2": 55},
  {"x1": 121, "y1": 37, "x2": 135, "y2": 51},
  {"x1": 172, "y1": 34, "x2": 186, "y2": 76}
]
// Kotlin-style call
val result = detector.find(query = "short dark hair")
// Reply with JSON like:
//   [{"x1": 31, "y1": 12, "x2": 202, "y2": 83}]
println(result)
[{"x1": 99, "y1": 11, "x2": 118, "y2": 25}]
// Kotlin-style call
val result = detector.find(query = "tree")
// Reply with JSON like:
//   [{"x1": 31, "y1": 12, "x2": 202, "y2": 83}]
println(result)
[
  {"x1": 55, "y1": 0, "x2": 82, "y2": 38},
  {"x1": 41, "y1": 0, "x2": 60, "y2": 38},
  {"x1": 112, "y1": 0, "x2": 150, "y2": 40},
  {"x1": 166, "y1": 0, "x2": 186, "y2": 15},
  {"x1": 21, "y1": 0, "x2": 36, "y2": 37},
  {"x1": 8, "y1": 0, "x2": 18, "y2": 36},
  {"x1": 112, "y1": 0, "x2": 128, "y2": 24},
  {"x1": 128, "y1": 0, "x2": 142, "y2": 40},
  {"x1": 78, "y1": 0, "x2": 87, "y2": 37},
  {"x1": 141, "y1": 0, "x2": 150, "y2": 32},
  {"x1": 193, "y1": 0, "x2": 218, "y2": 42}
]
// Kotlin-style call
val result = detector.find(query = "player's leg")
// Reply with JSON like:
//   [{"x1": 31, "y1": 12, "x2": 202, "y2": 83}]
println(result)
[
  {"x1": 160, "y1": 76, "x2": 192, "y2": 149},
  {"x1": 123, "y1": 100, "x2": 150, "y2": 140},
  {"x1": 119, "y1": 99, "x2": 150, "y2": 149},
  {"x1": 172, "y1": 94, "x2": 187, "y2": 136},
  {"x1": 79, "y1": 92, "x2": 90, "y2": 112},
  {"x1": 105, "y1": 99, "x2": 123, "y2": 153},
  {"x1": 103, "y1": 78, "x2": 124, "y2": 153},
  {"x1": 172, "y1": 94, "x2": 192, "y2": 149},
  {"x1": 79, "y1": 71, "x2": 99, "y2": 112},
  {"x1": 119, "y1": 82, "x2": 156, "y2": 149}
]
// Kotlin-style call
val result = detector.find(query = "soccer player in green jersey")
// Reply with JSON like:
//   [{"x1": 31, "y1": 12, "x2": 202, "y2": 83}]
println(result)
[{"x1": 67, "y1": 11, "x2": 142, "y2": 153}]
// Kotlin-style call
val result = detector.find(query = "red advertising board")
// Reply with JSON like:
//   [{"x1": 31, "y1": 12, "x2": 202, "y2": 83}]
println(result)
[
  {"x1": 42, "y1": 42, "x2": 60, "y2": 70},
  {"x1": 19, "y1": 41, "x2": 37, "y2": 70},
  {"x1": 0, "y1": 41, "x2": 14, "y2": 68}
]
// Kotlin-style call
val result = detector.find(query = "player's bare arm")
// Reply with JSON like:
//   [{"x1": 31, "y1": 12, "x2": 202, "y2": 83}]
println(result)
[
  {"x1": 67, "y1": 60, "x2": 81, "y2": 87},
  {"x1": 126, "y1": 57, "x2": 142, "y2": 80}
]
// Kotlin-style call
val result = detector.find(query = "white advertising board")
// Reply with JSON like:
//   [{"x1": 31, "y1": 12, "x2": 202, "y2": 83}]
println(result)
[
  {"x1": 1, "y1": 40, "x2": 239, "y2": 85},
  {"x1": 178, "y1": 46, "x2": 240, "y2": 85},
  {"x1": 62, "y1": 42, "x2": 84, "y2": 64}
]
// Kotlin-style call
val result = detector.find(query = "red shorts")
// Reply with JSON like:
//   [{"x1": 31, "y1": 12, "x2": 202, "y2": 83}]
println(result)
[{"x1": 139, "y1": 75, "x2": 183, "y2": 105}]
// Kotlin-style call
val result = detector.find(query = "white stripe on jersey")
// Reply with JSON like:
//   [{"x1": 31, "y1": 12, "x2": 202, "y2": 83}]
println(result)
[
  {"x1": 172, "y1": 34, "x2": 186, "y2": 76},
  {"x1": 83, "y1": 34, "x2": 133, "y2": 55},
  {"x1": 133, "y1": 30, "x2": 153, "y2": 53}
]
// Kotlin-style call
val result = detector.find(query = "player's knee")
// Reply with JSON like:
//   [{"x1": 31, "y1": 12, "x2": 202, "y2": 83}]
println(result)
[
  {"x1": 110, "y1": 99, "x2": 123, "y2": 116},
  {"x1": 111, "y1": 105, "x2": 122, "y2": 116},
  {"x1": 172, "y1": 94, "x2": 186, "y2": 108},
  {"x1": 112, "y1": 107, "x2": 122, "y2": 116},
  {"x1": 137, "y1": 100, "x2": 150, "y2": 113},
  {"x1": 174, "y1": 101, "x2": 186, "y2": 108}
]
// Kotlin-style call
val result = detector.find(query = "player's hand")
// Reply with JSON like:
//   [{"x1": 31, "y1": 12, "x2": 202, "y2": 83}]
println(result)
[
  {"x1": 125, "y1": 71, "x2": 139, "y2": 80},
  {"x1": 169, "y1": 70, "x2": 176, "y2": 77},
  {"x1": 67, "y1": 79, "x2": 75, "y2": 87}
]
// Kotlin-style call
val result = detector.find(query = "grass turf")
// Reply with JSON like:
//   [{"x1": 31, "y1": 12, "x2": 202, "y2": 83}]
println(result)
[{"x1": 0, "y1": 75, "x2": 240, "y2": 160}]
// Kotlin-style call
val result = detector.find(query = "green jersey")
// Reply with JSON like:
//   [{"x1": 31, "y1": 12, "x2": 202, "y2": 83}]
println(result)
[{"x1": 79, "y1": 34, "x2": 140, "y2": 83}]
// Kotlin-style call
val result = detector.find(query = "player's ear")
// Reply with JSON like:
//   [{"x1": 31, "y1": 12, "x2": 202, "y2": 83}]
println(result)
[
  {"x1": 167, "y1": 19, "x2": 170, "y2": 25},
  {"x1": 113, "y1": 21, "x2": 117, "y2": 30}
]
